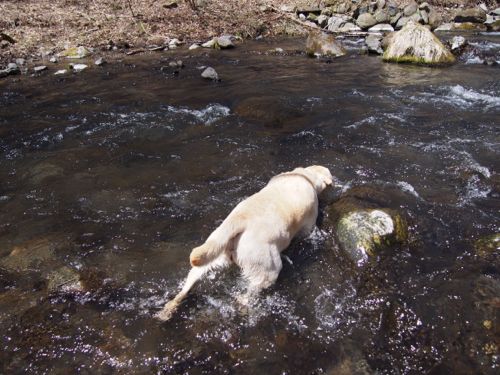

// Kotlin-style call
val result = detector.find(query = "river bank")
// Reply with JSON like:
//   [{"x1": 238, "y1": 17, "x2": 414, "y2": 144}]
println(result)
[{"x1": 1, "y1": 0, "x2": 499, "y2": 69}]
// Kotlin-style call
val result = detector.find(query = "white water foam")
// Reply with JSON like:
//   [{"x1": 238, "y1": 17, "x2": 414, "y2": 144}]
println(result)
[
  {"x1": 166, "y1": 103, "x2": 230, "y2": 125},
  {"x1": 412, "y1": 85, "x2": 500, "y2": 110},
  {"x1": 397, "y1": 181, "x2": 421, "y2": 199}
]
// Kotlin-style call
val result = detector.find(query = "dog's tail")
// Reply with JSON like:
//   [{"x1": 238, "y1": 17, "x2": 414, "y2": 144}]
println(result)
[{"x1": 190, "y1": 215, "x2": 245, "y2": 267}]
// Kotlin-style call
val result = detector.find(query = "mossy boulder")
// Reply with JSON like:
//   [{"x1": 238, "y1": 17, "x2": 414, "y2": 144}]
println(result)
[
  {"x1": 325, "y1": 185, "x2": 410, "y2": 266},
  {"x1": 474, "y1": 234, "x2": 499, "y2": 258},
  {"x1": 305, "y1": 31, "x2": 346, "y2": 57},
  {"x1": 383, "y1": 21, "x2": 455, "y2": 65},
  {"x1": 336, "y1": 209, "x2": 408, "y2": 266}
]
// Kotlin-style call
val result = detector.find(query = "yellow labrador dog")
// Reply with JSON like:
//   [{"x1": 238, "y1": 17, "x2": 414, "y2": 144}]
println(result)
[{"x1": 155, "y1": 165, "x2": 333, "y2": 321}]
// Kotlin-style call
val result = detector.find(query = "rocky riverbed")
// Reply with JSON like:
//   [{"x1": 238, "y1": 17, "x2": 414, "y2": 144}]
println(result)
[{"x1": 1, "y1": 31, "x2": 499, "y2": 373}]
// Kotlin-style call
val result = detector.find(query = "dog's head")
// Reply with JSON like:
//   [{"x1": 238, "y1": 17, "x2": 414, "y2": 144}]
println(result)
[{"x1": 305, "y1": 165, "x2": 333, "y2": 193}]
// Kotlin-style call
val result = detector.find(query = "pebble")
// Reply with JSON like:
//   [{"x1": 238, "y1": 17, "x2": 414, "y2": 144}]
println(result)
[
  {"x1": 189, "y1": 43, "x2": 200, "y2": 50},
  {"x1": 15, "y1": 58, "x2": 26, "y2": 66},
  {"x1": 94, "y1": 57, "x2": 106, "y2": 66},
  {"x1": 54, "y1": 69, "x2": 67, "y2": 75},
  {"x1": 69, "y1": 63, "x2": 88, "y2": 72},
  {"x1": 49, "y1": 56, "x2": 58, "y2": 63},
  {"x1": 33, "y1": 65, "x2": 48, "y2": 73}
]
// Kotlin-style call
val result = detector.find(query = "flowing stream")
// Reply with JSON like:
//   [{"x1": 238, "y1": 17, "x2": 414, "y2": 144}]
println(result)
[{"x1": 0, "y1": 35, "x2": 499, "y2": 374}]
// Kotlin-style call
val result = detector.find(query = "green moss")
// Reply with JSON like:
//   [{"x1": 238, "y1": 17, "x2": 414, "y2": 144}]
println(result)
[
  {"x1": 383, "y1": 53, "x2": 454, "y2": 65},
  {"x1": 474, "y1": 234, "x2": 500, "y2": 258}
]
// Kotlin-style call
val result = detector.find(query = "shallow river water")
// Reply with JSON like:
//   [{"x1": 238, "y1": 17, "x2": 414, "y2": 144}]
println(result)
[{"x1": 0, "y1": 35, "x2": 499, "y2": 374}]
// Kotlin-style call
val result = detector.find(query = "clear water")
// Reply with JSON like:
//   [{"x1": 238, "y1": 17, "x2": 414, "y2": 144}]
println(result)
[{"x1": 0, "y1": 36, "x2": 499, "y2": 374}]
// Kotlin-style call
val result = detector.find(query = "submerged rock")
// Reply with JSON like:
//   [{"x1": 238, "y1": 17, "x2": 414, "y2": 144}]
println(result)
[
  {"x1": 47, "y1": 266, "x2": 82, "y2": 293},
  {"x1": 383, "y1": 21, "x2": 455, "y2": 65},
  {"x1": 474, "y1": 233, "x2": 499, "y2": 258},
  {"x1": 305, "y1": 31, "x2": 346, "y2": 57},
  {"x1": 94, "y1": 57, "x2": 106, "y2": 66},
  {"x1": 0, "y1": 236, "x2": 70, "y2": 272},
  {"x1": 0, "y1": 63, "x2": 20, "y2": 78}
]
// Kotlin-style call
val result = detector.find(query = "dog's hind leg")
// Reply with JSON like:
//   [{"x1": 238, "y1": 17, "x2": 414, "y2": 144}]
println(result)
[
  {"x1": 237, "y1": 245, "x2": 283, "y2": 306},
  {"x1": 155, "y1": 255, "x2": 231, "y2": 321}
]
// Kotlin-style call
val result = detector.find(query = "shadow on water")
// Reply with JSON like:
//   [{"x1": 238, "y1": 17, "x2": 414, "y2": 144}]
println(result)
[{"x1": 0, "y1": 36, "x2": 499, "y2": 374}]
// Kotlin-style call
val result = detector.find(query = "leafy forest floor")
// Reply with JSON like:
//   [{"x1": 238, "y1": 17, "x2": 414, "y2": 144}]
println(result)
[{"x1": 0, "y1": 0, "x2": 494, "y2": 64}]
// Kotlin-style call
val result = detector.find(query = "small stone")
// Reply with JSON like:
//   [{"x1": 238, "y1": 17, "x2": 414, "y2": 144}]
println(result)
[
  {"x1": 374, "y1": 10, "x2": 390, "y2": 23},
  {"x1": 368, "y1": 23, "x2": 394, "y2": 32},
  {"x1": 168, "y1": 38, "x2": 181, "y2": 47},
  {"x1": 168, "y1": 61, "x2": 178, "y2": 68},
  {"x1": 403, "y1": 1, "x2": 418, "y2": 17},
  {"x1": 54, "y1": 69, "x2": 67, "y2": 75},
  {"x1": 49, "y1": 56, "x2": 58, "y2": 63},
  {"x1": 148, "y1": 45, "x2": 165, "y2": 51},
  {"x1": 163, "y1": 0, "x2": 178, "y2": 9},
  {"x1": 435, "y1": 23, "x2": 454, "y2": 31},
  {"x1": 202, "y1": 39, "x2": 216, "y2": 48},
  {"x1": 33, "y1": 65, "x2": 48, "y2": 73},
  {"x1": 201, "y1": 67, "x2": 219, "y2": 80},
  {"x1": 357, "y1": 13, "x2": 378, "y2": 29},
  {"x1": 450, "y1": 36, "x2": 467, "y2": 53},
  {"x1": 69, "y1": 63, "x2": 88, "y2": 72},
  {"x1": 483, "y1": 320, "x2": 492, "y2": 330},
  {"x1": 176, "y1": 60, "x2": 183, "y2": 67},
  {"x1": 365, "y1": 34, "x2": 383, "y2": 54},
  {"x1": 299, "y1": 13, "x2": 306, "y2": 21},
  {"x1": 189, "y1": 43, "x2": 200, "y2": 50},
  {"x1": 7, "y1": 62, "x2": 18, "y2": 71},
  {"x1": 15, "y1": 58, "x2": 25, "y2": 66},
  {"x1": 339, "y1": 22, "x2": 362, "y2": 32},
  {"x1": 94, "y1": 57, "x2": 106, "y2": 66},
  {"x1": 493, "y1": 8, "x2": 500, "y2": 16},
  {"x1": 317, "y1": 15, "x2": 329, "y2": 28},
  {"x1": 216, "y1": 35, "x2": 234, "y2": 49}
]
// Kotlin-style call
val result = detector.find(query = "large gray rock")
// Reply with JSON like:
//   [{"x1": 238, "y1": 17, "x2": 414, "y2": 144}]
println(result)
[
  {"x1": 383, "y1": 21, "x2": 455, "y2": 65},
  {"x1": 305, "y1": 31, "x2": 346, "y2": 57},
  {"x1": 453, "y1": 8, "x2": 487, "y2": 23},
  {"x1": 356, "y1": 13, "x2": 377, "y2": 29},
  {"x1": 493, "y1": 8, "x2": 500, "y2": 16}
]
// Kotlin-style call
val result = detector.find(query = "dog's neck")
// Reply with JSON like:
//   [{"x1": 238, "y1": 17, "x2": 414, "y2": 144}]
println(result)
[{"x1": 271, "y1": 170, "x2": 319, "y2": 192}]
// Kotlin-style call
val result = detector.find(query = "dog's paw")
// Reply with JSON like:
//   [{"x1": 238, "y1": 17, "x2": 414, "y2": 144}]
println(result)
[{"x1": 154, "y1": 300, "x2": 178, "y2": 321}]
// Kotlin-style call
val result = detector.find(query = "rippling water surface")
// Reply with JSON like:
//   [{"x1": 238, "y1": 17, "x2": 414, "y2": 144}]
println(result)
[{"x1": 0, "y1": 35, "x2": 499, "y2": 374}]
